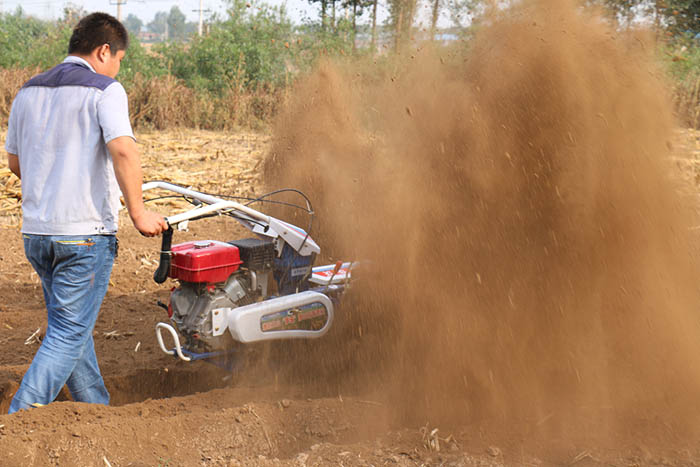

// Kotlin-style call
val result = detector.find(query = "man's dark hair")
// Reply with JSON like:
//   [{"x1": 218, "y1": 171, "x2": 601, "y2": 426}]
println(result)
[{"x1": 68, "y1": 13, "x2": 129, "y2": 55}]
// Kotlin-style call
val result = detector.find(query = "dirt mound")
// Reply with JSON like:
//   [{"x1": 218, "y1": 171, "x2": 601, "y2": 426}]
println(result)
[{"x1": 264, "y1": 0, "x2": 700, "y2": 441}]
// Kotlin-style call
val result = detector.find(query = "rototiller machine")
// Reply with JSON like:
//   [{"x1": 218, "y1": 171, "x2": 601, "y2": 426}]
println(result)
[{"x1": 142, "y1": 182, "x2": 354, "y2": 368}]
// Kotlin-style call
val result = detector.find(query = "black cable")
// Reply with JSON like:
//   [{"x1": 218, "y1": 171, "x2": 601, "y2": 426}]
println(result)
[
  {"x1": 223, "y1": 211, "x2": 268, "y2": 230},
  {"x1": 244, "y1": 188, "x2": 314, "y2": 252},
  {"x1": 146, "y1": 181, "x2": 319, "y2": 294},
  {"x1": 143, "y1": 195, "x2": 189, "y2": 203},
  {"x1": 144, "y1": 180, "x2": 316, "y2": 252},
  {"x1": 145, "y1": 194, "x2": 264, "y2": 228},
  {"x1": 244, "y1": 188, "x2": 313, "y2": 211},
  {"x1": 145, "y1": 180, "x2": 312, "y2": 214},
  {"x1": 181, "y1": 209, "x2": 269, "y2": 231}
]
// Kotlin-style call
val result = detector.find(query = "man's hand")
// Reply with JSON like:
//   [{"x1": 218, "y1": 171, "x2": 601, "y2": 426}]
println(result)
[
  {"x1": 107, "y1": 136, "x2": 168, "y2": 237},
  {"x1": 131, "y1": 210, "x2": 168, "y2": 237},
  {"x1": 7, "y1": 153, "x2": 20, "y2": 179}
]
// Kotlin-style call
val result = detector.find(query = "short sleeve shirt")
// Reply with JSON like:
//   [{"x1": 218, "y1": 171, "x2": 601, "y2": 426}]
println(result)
[{"x1": 5, "y1": 56, "x2": 134, "y2": 235}]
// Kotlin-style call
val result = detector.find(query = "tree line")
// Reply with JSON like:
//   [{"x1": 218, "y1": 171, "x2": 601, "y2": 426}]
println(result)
[
  {"x1": 122, "y1": 7, "x2": 198, "y2": 41},
  {"x1": 1, "y1": 0, "x2": 698, "y2": 90},
  {"x1": 1, "y1": 0, "x2": 698, "y2": 129},
  {"x1": 124, "y1": 0, "x2": 699, "y2": 49}
]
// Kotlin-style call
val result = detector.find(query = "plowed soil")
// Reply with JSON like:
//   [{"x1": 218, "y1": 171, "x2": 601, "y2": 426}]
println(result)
[
  {"x1": 0, "y1": 129, "x2": 501, "y2": 466},
  {"x1": 2, "y1": 2, "x2": 700, "y2": 462},
  {"x1": 0, "y1": 127, "x2": 698, "y2": 466}
]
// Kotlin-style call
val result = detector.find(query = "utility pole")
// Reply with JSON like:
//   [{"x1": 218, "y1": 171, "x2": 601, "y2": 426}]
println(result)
[
  {"x1": 198, "y1": 0, "x2": 203, "y2": 36},
  {"x1": 193, "y1": 1, "x2": 210, "y2": 36},
  {"x1": 110, "y1": 0, "x2": 127, "y2": 22},
  {"x1": 430, "y1": 0, "x2": 440, "y2": 40}
]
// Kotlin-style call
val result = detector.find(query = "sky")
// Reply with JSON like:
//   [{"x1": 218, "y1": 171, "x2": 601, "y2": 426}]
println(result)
[{"x1": 0, "y1": 0, "x2": 396, "y2": 26}]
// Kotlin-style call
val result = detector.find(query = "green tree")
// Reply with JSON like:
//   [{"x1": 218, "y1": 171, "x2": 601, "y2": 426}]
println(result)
[
  {"x1": 167, "y1": 6, "x2": 188, "y2": 40},
  {"x1": 598, "y1": 0, "x2": 700, "y2": 35},
  {"x1": 61, "y1": 2, "x2": 86, "y2": 24},
  {"x1": 658, "y1": 0, "x2": 700, "y2": 35},
  {"x1": 447, "y1": 0, "x2": 483, "y2": 28},
  {"x1": 156, "y1": 0, "x2": 295, "y2": 92},
  {"x1": 342, "y1": 0, "x2": 373, "y2": 49},
  {"x1": 124, "y1": 13, "x2": 143, "y2": 36},
  {"x1": 0, "y1": 9, "x2": 71, "y2": 69},
  {"x1": 370, "y1": 0, "x2": 378, "y2": 49},
  {"x1": 387, "y1": 0, "x2": 418, "y2": 50},
  {"x1": 147, "y1": 11, "x2": 168, "y2": 37},
  {"x1": 308, "y1": 0, "x2": 330, "y2": 30}
]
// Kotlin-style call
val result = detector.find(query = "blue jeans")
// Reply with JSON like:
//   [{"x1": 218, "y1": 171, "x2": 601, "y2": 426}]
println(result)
[{"x1": 9, "y1": 234, "x2": 116, "y2": 414}]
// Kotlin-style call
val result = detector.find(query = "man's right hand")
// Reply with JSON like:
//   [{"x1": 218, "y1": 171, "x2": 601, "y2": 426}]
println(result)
[{"x1": 132, "y1": 210, "x2": 168, "y2": 237}]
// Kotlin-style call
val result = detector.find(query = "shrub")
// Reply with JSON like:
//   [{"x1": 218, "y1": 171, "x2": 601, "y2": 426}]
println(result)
[
  {"x1": 661, "y1": 38, "x2": 700, "y2": 128},
  {"x1": 119, "y1": 37, "x2": 170, "y2": 89},
  {"x1": 0, "y1": 5, "x2": 361, "y2": 130},
  {"x1": 0, "y1": 11, "x2": 71, "y2": 69},
  {"x1": 155, "y1": 0, "x2": 295, "y2": 94}
]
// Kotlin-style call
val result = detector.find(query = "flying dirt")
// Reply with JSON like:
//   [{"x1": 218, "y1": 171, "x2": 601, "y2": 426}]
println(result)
[
  {"x1": 264, "y1": 0, "x2": 700, "y2": 444},
  {"x1": 0, "y1": 0, "x2": 699, "y2": 464}
]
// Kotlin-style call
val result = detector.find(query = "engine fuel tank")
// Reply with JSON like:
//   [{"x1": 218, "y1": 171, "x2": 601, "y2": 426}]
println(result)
[{"x1": 170, "y1": 240, "x2": 242, "y2": 283}]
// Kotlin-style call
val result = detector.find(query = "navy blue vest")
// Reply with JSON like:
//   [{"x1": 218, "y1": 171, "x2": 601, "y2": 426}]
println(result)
[{"x1": 22, "y1": 60, "x2": 115, "y2": 91}]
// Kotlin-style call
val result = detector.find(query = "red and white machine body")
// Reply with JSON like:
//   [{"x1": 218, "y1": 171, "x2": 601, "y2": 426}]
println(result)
[{"x1": 142, "y1": 182, "x2": 354, "y2": 363}]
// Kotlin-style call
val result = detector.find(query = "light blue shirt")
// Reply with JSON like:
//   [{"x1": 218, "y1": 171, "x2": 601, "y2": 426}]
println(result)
[{"x1": 5, "y1": 56, "x2": 134, "y2": 235}]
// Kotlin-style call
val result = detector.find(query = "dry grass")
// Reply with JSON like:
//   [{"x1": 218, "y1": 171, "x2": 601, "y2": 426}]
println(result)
[
  {"x1": 2, "y1": 64, "x2": 695, "y2": 131},
  {"x1": 127, "y1": 73, "x2": 282, "y2": 130},
  {"x1": 0, "y1": 67, "x2": 282, "y2": 131},
  {"x1": 671, "y1": 128, "x2": 700, "y2": 191},
  {"x1": 675, "y1": 75, "x2": 700, "y2": 129},
  {"x1": 0, "y1": 68, "x2": 39, "y2": 125},
  {"x1": 0, "y1": 128, "x2": 271, "y2": 225},
  {"x1": 128, "y1": 74, "x2": 199, "y2": 129}
]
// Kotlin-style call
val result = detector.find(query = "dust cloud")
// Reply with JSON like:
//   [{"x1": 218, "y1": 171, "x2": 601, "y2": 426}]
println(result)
[{"x1": 263, "y1": 0, "x2": 700, "y2": 440}]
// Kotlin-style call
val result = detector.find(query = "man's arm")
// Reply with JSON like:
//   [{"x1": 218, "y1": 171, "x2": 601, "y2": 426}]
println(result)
[
  {"x1": 7, "y1": 153, "x2": 20, "y2": 179},
  {"x1": 106, "y1": 136, "x2": 168, "y2": 237}
]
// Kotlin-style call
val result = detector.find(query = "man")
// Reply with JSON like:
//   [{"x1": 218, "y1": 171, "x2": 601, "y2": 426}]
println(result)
[{"x1": 4, "y1": 13, "x2": 168, "y2": 413}]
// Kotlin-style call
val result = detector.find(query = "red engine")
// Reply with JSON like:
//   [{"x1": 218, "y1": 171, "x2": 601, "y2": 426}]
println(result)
[
  {"x1": 169, "y1": 240, "x2": 242, "y2": 283},
  {"x1": 165, "y1": 239, "x2": 269, "y2": 351}
]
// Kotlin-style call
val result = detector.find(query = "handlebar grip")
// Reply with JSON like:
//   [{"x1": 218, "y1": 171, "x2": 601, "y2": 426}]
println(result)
[{"x1": 153, "y1": 226, "x2": 173, "y2": 284}]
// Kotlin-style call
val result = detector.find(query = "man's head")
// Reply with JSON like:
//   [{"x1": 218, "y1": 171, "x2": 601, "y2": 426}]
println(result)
[{"x1": 68, "y1": 13, "x2": 128, "y2": 78}]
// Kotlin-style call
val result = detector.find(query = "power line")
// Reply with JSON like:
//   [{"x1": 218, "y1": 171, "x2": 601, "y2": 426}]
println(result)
[
  {"x1": 192, "y1": 0, "x2": 211, "y2": 36},
  {"x1": 109, "y1": 0, "x2": 127, "y2": 21}
]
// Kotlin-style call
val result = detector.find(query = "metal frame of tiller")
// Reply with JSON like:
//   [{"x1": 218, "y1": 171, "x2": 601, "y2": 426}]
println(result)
[{"x1": 142, "y1": 182, "x2": 354, "y2": 369}]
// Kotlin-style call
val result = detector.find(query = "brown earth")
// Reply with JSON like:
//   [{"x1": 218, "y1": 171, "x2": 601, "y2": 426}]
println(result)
[
  {"x1": 0, "y1": 124, "x2": 697, "y2": 466},
  {"x1": 2, "y1": 1, "x2": 700, "y2": 465},
  {"x1": 0, "y1": 129, "x2": 514, "y2": 466}
]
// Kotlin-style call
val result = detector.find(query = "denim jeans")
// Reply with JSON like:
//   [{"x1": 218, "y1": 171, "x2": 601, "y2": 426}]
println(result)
[{"x1": 9, "y1": 234, "x2": 116, "y2": 413}]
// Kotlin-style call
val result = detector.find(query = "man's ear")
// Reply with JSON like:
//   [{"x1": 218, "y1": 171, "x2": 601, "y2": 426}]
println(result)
[{"x1": 96, "y1": 44, "x2": 111, "y2": 62}]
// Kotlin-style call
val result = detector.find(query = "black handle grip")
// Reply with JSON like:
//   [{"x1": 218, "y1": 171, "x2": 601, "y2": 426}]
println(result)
[{"x1": 153, "y1": 226, "x2": 173, "y2": 284}]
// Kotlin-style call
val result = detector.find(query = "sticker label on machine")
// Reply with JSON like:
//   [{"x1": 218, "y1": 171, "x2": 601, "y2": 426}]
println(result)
[
  {"x1": 310, "y1": 262, "x2": 352, "y2": 285},
  {"x1": 260, "y1": 302, "x2": 329, "y2": 332},
  {"x1": 291, "y1": 266, "x2": 311, "y2": 277}
]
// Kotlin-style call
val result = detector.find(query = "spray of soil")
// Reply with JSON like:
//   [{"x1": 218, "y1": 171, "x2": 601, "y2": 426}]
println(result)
[{"x1": 263, "y1": 0, "x2": 700, "y2": 441}]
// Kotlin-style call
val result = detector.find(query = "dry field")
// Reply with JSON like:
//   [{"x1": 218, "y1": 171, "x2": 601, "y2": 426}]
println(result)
[
  {"x1": 0, "y1": 129, "x2": 506, "y2": 466},
  {"x1": 0, "y1": 128, "x2": 698, "y2": 466}
]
